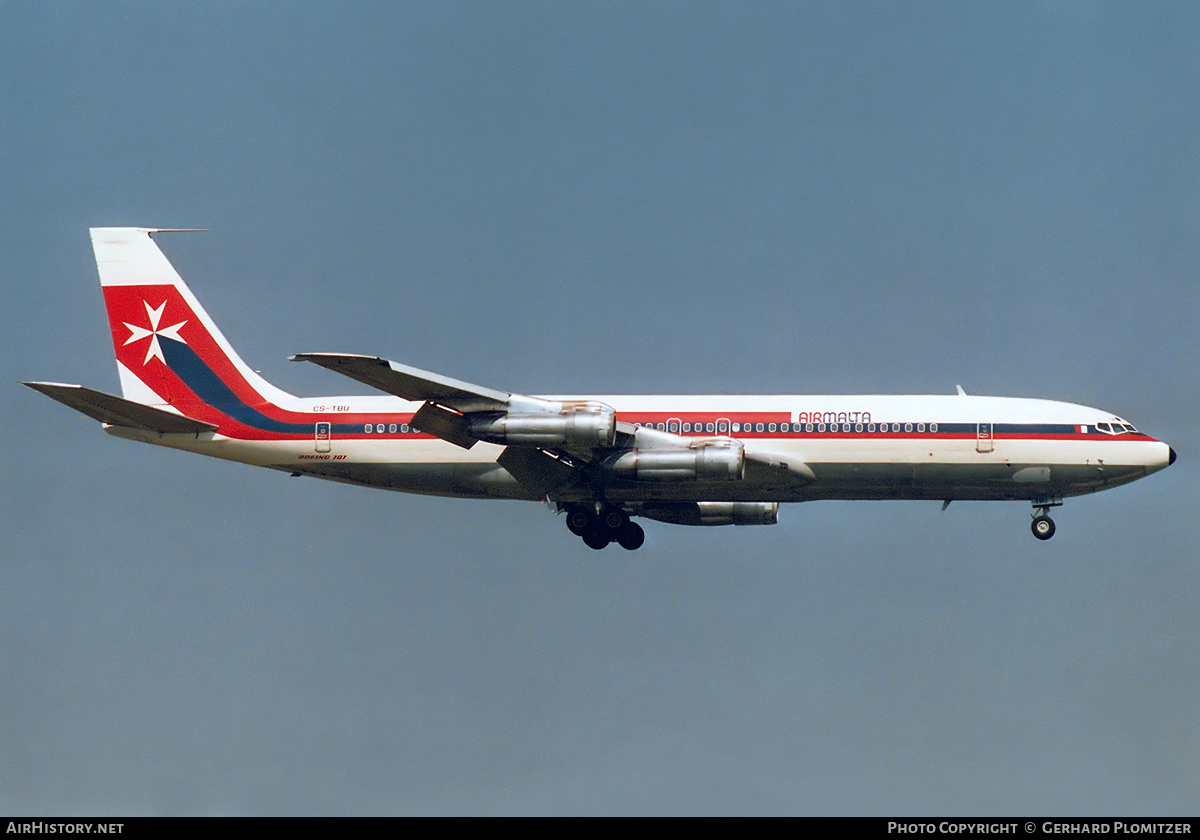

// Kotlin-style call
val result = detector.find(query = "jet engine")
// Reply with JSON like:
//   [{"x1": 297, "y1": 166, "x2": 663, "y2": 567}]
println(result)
[
  {"x1": 469, "y1": 405, "x2": 616, "y2": 448},
  {"x1": 606, "y1": 439, "x2": 745, "y2": 481},
  {"x1": 636, "y1": 501, "x2": 779, "y2": 526}
]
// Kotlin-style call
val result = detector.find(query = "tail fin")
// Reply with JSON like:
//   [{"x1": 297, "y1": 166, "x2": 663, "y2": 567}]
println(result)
[{"x1": 92, "y1": 228, "x2": 296, "y2": 421}]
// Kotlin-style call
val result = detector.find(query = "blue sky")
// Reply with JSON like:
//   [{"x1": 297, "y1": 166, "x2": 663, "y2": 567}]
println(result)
[{"x1": 2, "y1": 2, "x2": 1197, "y2": 815}]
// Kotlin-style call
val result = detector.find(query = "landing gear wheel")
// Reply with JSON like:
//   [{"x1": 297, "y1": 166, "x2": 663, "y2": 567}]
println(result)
[
  {"x1": 582, "y1": 528, "x2": 611, "y2": 550},
  {"x1": 565, "y1": 506, "x2": 594, "y2": 536},
  {"x1": 1031, "y1": 515, "x2": 1056, "y2": 541},
  {"x1": 615, "y1": 521, "x2": 645, "y2": 551},
  {"x1": 600, "y1": 507, "x2": 627, "y2": 531}
]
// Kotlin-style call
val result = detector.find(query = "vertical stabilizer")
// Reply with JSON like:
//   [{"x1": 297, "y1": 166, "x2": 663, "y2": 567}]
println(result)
[{"x1": 91, "y1": 227, "x2": 297, "y2": 417}]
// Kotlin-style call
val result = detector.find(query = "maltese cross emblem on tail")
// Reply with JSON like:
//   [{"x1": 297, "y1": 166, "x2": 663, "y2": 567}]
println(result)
[{"x1": 123, "y1": 300, "x2": 187, "y2": 365}]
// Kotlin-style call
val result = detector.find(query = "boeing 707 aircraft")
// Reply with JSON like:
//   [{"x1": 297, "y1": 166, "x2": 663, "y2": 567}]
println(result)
[{"x1": 25, "y1": 228, "x2": 1175, "y2": 550}]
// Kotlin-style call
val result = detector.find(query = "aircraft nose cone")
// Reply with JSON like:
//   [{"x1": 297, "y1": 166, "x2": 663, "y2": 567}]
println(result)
[{"x1": 1169, "y1": 446, "x2": 1177, "y2": 466}]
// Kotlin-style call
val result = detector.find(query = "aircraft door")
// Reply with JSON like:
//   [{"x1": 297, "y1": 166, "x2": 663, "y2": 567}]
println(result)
[
  {"x1": 976, "y1": 422, "x2": 994, "y2": 453},
  {"x1": 315, "y1": 421, "x2": 332, "y2": 453}
]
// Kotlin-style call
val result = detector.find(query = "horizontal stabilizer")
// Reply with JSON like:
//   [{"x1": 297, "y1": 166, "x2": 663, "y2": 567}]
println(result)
[
  {"x1": 290, "y1": 353, "x2": 513, "y2": 413},
  {"x1": 23, "y1": 382, "x2": 217, "y2": 435}
]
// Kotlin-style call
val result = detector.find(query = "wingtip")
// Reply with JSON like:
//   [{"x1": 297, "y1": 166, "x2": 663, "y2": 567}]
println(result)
[{"x1": 23, "y1": 380, "x2": 82, "y2": 392}]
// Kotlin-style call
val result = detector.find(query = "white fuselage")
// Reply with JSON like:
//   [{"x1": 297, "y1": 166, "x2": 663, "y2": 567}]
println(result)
[{"x1": 106, "y1": 392, "x2": 1174, "y2": 505}]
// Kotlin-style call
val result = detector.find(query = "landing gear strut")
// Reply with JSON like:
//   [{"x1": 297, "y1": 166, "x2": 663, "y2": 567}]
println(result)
[
  {"x1": 565, "y1": 504, "x2": 645, "y2": 551},
  {"x1": 1030, "y1": 497, "x2": 1062, "y2": 541}
]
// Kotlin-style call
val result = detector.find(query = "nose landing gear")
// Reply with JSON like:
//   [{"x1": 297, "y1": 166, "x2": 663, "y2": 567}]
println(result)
[{"x1": 1030, "y1": 496, "x2": 1062, "y2": 541}]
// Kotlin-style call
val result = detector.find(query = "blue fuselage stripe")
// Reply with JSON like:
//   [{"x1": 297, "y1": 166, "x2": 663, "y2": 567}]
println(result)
[{"x1": 163, "y1": 340, "x2": 359, "y2": 434}]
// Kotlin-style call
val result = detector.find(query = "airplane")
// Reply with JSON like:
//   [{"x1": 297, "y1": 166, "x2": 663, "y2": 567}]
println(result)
[{"x1": 25, "y1": 228, "x2": 1176, "y2": 550}]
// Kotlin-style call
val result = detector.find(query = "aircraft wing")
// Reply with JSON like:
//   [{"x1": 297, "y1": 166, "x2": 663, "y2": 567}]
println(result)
[
  {"x1": 23, "y1": 382, "x2": 218, "y2": 435},
  {"x1": 290, "y1": 353, "x2": 515, "y2": 412},
  {"x1": 291, "y1": 354, "x2": 815, "y2": 492},
  {"x1": 291, "y1": 352, "x2": 564, "y2": 449}
]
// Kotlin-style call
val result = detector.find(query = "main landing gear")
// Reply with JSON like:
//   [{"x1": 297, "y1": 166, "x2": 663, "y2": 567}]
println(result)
[
  {"x1": 565, "y1": 504, "x2": 645, "y2": 551},
  {"x1": 1030, "y1": 497, "x2": 1062, "y2": 541}
]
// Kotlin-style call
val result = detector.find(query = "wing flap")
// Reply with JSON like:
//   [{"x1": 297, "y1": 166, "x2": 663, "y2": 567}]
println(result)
[
  {"x1": 410, "y1": 401, "x2": 479, "y2": 449},
  {"x1": 496, "y1": 446, "x2": 581, "y2": 497},
  {"x1": 24, "y1": 382, "x2": 218, "y2": 435},
  {"x1": 744, "y1": 449, "x2": 817, "y2": 484}
]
